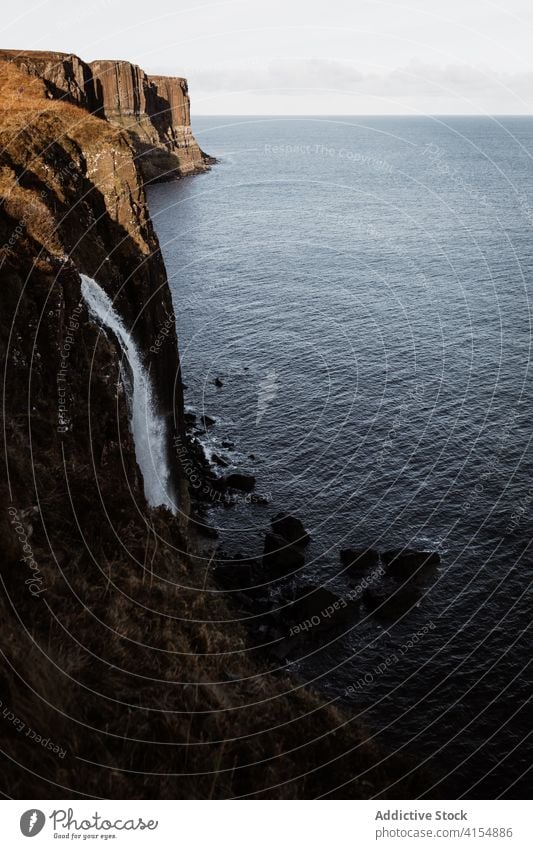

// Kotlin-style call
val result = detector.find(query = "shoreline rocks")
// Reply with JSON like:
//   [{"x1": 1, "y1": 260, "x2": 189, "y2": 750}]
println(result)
[{"x1": 337, "y1": 546, "x2": 440, "y2": 621}]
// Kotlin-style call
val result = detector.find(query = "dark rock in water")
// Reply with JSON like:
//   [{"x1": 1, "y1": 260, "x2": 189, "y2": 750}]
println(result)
[
  {"x1": 340, "y1": 548, "x2": 379, "y2": 573},
  {"x1": 201, "y1": 414, "x2": 216, "y2": 429},
  {"x1": 212, "y1": 453, "x2": 229, "y2": 468},
  {"x1": 271, "y1": 512, "x2": 310, "y2": 547},
  {"x1": 249, "y1": 453, "x2": 256, "y2": 460},
  {"x1": 224, "y1": 472, "x2": 255, "y2": 492},
  {"x1": 383, "y1": 549, "x2": 440, "y2": 580},
  {"x1": 364, "y1": 578, "x2": 421, "y2": 620},
  {"x1": 213, "y1": 377, "x2": 224, "y2": 387},
  {"x1": 222, "y1": 440, "x2": 235, "y2": 449},
  {"x1": 263, "y1": 532, "x2": 305, "y2": 576},
  {"x1": 262, "y1": 515, "x2": 309, "y2": 578},
  {"x1": 283, "y1": 584, "x2": 359, "y2": 630},
  {"x1": 184, "y1": 412, "x2": 197, "y2": 428},
  {"x1": 223, "y1": 472, "x2": 256, "y2": 492}
]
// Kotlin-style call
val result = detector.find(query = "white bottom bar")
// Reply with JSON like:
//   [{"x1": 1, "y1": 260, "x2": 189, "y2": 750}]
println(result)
[{"x1": 1, "y1": 800, "x2": 530, "y2": 848}]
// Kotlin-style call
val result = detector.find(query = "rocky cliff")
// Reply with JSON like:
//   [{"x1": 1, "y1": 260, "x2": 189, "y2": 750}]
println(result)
[
  {"x1": 89, "y1": 60, "x2": 210, "y2": 182},
  {"x1": 0, "y1": 57, "x2": 426, "y2": 800},
  {"x1": 0, "y1": 49, "x2": 212, "y2": 182}
]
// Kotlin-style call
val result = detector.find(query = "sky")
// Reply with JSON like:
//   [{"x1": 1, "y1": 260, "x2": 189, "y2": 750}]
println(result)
[{"x1": 2, "y1": 0, "x2": 533, "y2": 114}]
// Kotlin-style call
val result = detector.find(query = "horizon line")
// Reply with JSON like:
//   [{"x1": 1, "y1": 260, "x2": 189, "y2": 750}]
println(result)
[{"x1": 191, "y1": 112, "x2": 533, "y2": 118}]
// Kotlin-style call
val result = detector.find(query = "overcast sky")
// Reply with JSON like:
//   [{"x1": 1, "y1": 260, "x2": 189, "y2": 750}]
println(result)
[{"x1": 2, "y1": 0, "x2": 533, "y2": 114}]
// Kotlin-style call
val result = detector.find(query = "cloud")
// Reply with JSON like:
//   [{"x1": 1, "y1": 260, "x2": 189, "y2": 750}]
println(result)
[{"x1": 189, "y1": 58, "x2": 533, "y2": 109}]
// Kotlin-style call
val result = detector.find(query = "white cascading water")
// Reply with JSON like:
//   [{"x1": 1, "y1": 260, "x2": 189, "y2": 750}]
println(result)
[{"x1": 80, "y1": 274, "x2": 176, "y2": 513}]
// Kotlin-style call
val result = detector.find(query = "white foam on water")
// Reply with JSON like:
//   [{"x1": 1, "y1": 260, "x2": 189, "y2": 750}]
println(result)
[{"x1": 80, "y1": 274, "x2": 176, "y2": 513}]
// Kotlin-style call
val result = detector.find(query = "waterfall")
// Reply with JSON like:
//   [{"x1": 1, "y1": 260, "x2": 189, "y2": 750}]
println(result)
[{"x1": 80, "y1": 274, "x2": 176, "y2": 513}]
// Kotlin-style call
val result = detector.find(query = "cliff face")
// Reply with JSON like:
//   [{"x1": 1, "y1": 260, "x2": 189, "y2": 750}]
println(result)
[
  {"x1": 0, "y1": 49, "x2": 211, "y2": 182},
  {"x1": 0, "y1": 59, "x2": 185, "y2": 461},
  {"x1": 89, "y1": 60, "x2": 210, "y2": 181}
]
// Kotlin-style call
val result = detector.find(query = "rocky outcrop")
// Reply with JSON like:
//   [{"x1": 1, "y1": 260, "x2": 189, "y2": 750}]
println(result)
[
  {"x1": 0, "y1": 49, "x2": 211, "y2": 183},
  {"x1": 382, "y1": 548, "x2": 440, "y2": 579},
  {"x1": 89, "y1": 60, "x2": 211, "y2": 181}
]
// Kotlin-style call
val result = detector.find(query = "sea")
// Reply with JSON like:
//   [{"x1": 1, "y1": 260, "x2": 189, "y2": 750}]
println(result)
[{"x1": 147, "y1": 116, "x2": 533, "y2": 798}]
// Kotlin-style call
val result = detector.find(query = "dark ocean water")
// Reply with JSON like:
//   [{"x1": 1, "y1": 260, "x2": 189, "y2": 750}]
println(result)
[{"x1": 148, "y1": 117, "x2": 533, "y2": 798}]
